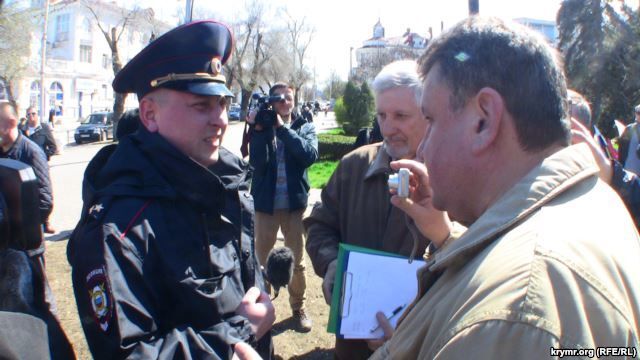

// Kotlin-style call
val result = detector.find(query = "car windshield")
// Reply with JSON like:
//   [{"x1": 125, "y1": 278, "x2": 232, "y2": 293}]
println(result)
[{"x1": 82, "y1": 114, "x2": 109, "y2": 124}]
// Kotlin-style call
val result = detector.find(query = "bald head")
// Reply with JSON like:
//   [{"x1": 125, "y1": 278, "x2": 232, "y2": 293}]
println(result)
[
  {"x1": 0, "y1": 102, "x2": 18, "y2": 126},
  {"x1": 0, "y1": 102, "x2": 20, "y2": 151}
]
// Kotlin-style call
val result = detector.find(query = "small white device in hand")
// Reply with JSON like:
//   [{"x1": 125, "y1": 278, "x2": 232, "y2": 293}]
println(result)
[{"x1": 388, "y1": 168, "x2": 410, "y2": 198}]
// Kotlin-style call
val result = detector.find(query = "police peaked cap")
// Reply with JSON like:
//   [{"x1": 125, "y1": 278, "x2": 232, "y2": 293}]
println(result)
[{"x1": 112, "y1": 20, "x2": 234, "y2": 99}]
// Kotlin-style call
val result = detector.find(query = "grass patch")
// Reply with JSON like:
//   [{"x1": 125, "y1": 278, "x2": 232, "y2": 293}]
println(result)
[
  {"x1": 308, "y1": 160, "x2": 339, "y2": 189},
  {"x1": 323, "y1": 128, "x2": 345, "y2": 135}
]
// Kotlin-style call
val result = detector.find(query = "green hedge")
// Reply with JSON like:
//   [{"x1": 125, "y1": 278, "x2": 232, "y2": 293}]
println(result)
[{"x1": 318, "y1": 132, "x2": 356, "y2": 161}]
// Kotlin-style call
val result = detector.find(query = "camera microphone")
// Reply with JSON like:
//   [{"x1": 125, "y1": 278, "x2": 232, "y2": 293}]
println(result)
[{"x1": 264, "y1": 246, "x2": 294, "y2": 299}]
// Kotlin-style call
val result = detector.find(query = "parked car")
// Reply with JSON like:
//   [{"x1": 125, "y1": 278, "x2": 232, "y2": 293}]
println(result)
[
  {"x1": 228, "y1": 104, "x2": 241, "y2": 120},
  {"x1": 74, "y1": 111, "x2": 114, "y2": 144}
]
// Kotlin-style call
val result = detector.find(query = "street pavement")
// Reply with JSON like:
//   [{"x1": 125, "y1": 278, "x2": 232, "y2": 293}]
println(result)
[{"x1": 45, "y1": 112, "x2": 337, "y2": 242}]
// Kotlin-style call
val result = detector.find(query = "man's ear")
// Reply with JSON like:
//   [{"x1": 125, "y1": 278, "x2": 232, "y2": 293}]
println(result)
[
  {"x1": 470, "y1": 87, "x2": 504, "y2": 154},
  {"x1": 138, "y1": 97, "x2": 159, "y2": 132}
]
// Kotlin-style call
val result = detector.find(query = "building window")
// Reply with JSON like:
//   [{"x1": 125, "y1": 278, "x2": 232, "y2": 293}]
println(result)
[
  {"x1": 30, "y1": 81, "x2": 41, "y2": 112},
  {"x1": 102, "y1": 54, "x2": 109, "y2": 69},
  {"x1": 83, "y1": 18, "x2": 92, "y2": 34},
  {"x1": 49, "y1": 81, "x2": 64, "y2": 116},
  {"x1": 0, "y1": 80, "x2": 7, "y2": 101},
  {"x1": 80, "y1": 45, "x2": 92, "y2": 63},
  {"x1": 55, "y1": 14, "x2": 70, "y2": 42}
]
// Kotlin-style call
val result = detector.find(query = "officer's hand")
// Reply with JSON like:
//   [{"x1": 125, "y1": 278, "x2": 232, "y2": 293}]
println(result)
[
  {"x1": 366, "y1": 311, "x2": 394, "y2": 351},
  {"x1": 236, "y1": 287, "x2": 275, "y2": 340},
  {"x1": 232, "y1": 342, "x2": 263, "y2": 360},
  {"x1": 570, "y1": 118, "x2": 613, "y2": 184},
  {"x1": 389, "y1": 159, "x2": 452, "y2": 247},
  {"x1": 322, "y1": 259, "x2": 338, "y2": 305}
]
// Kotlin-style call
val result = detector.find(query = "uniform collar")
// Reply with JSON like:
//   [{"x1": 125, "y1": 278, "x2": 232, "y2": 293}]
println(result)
[{"x1": 426, "y1": 143, "x2": 599, "y2": 271}]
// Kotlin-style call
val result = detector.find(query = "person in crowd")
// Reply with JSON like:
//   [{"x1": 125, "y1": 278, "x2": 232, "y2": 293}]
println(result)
[
  {"x1": 368, "y1": 17, "x2": 640, "y2": 359},
  {"x1": 24, "y1": 106, "x2": 57, "y2": 161},
  {"x1": 619, "y1": 104, "x2": 640, "y2": 173},
  {"x1": 567, "y1": 89, "x2": 592, "y2": 130},
  {"x1": 48, "y1": 108, "x2": 55, "y2": 128},
  {"x1": 301, "y1": 105, "x2": 313, "y2": 123},
  {"x1": 0, "y1": 101, "x2": 75, "y2": 359},
  {"x1": 304, "y1": 60, "x2": 456, "y2": 360},
  {"x1": 67, "y1": 20, "x2": 274, "y2": 359},
  {"x1": 568, "y1": 90, "x2": 640, "y2": 228},
  {"x1": 114, "y1": 108, "x2": 140, "y2": 140},
  {"x1": 0, "y1": 102, "x2": 55, "y2": 234},
  {"x1": 247, "y1": 82, "x2": 318, "y2": 332}
]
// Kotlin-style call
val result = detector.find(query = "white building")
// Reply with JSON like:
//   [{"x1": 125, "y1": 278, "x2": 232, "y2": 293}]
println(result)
[
  {"x1": 1, "y1": 0, "x2": 170, "y2": 125},
  {"x1": 352, "y1": 19, "x2": 428, "y2": 84},
  {"x1": 514, "y1": 17, "x2": 558, "y2": 44}
]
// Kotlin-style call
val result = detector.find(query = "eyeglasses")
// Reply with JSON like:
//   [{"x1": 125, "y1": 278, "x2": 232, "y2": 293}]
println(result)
[{"x1": 28, "y1": 112, "x2": 37, "y2": 116}]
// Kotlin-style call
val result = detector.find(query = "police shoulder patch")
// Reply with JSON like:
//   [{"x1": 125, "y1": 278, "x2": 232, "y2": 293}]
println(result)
[{"x1": 86, "y1": 266, "x2": 113, "y2": 332}]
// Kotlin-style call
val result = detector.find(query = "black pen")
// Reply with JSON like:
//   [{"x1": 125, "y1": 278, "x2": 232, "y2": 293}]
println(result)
[{"x1": 369, "y1": 304, "x2": 406, "y2": 333}]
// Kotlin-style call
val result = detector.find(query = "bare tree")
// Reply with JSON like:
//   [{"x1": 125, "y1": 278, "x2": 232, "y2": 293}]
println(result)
[
  {"x1": 259, "y1": 30, "x2": 290, "y2": 90},
  {"x1": 81, "y1": 0, "x2": 155, "y2": 122},
  {"x1": 322, "y1": 69, "x2": 346, "y2": 100},
  {"x1": 283, "y1": 12, "x2": 315, "y2": 106},
  {"x1": 0, "y1": 2, "x2": 37, "y2": 109},
  {"x1": 225, "y1": 0, "x2": 275, "y2": 119}
]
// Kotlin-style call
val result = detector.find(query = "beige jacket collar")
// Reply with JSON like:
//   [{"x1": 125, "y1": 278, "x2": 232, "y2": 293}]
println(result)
[{"x1": 427, "y1": 143, "x2": 600, "y2": 271}]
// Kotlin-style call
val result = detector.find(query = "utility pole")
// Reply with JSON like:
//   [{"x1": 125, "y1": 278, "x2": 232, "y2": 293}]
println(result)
[
  {"x1": 40, "y1": 0, "x2": 51, "y2": 122},
  {"x1": 469, "y1": 0, "x2": 479, "y2": 15},
  {"x1": 349, "y1": 46, "x2": 353, "y2": 79},
  {"x1": 184, "y1": 0, "x2": 193, "y2": 24}
]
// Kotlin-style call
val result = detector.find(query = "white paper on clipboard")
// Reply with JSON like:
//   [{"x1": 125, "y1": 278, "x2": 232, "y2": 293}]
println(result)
[{"x1": 339, "y1": 251, "x2": 425, "y2": 339}]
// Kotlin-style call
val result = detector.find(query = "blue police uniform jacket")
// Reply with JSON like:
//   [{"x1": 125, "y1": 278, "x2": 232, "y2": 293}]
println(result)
[
  {"x1": 67, "y1": 128, "x2": 271, "y2": 359},
  {"x1": 249, "y1": 116, "x2": 318, "y2": 213}
]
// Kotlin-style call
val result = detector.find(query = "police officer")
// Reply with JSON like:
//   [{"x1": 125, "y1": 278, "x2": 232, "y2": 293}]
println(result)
[{"x1": 67, "y1": 20, "x2": 274, "y2": 359}]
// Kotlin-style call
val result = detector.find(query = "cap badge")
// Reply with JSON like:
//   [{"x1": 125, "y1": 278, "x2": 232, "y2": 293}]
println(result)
[{"x1": 211, "y1": 58, "x2": 222, "y2": 75}]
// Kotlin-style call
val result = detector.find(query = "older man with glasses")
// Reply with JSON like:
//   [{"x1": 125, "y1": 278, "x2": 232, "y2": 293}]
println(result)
[{"x1": 24, "y1": 106, "x2": 58, "y2": 162}]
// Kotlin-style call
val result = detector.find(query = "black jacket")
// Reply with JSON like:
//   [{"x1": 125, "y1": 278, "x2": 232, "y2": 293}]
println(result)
[
  {"x1": 249, "y1": 116, "x2": 318, "y2": 213},
  {"x1": 611, "y1": 160, "x2": 640, "y2": 229},
  {"x1": 27, "y1": 124, "x2": 57, "y2": 160},
  {"x1": 0, "y1": 133, "x2": 53, "y2": 223},
  {"x1": 67, "y1": 129, "x2": 270, "y2": 359},
  {"x1": 618, "y1": 123, "x2": 637, "y2": 167}
]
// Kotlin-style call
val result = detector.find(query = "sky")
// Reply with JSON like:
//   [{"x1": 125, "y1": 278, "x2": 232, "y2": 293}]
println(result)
[{"x1": 133, "y1": 0, "x2": 599, "y2": 86}]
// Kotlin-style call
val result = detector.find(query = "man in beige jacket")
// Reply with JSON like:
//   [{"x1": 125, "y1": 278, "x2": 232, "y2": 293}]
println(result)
[{"x1": 371, "y1": 17, "x2": 640, "y2": 359}]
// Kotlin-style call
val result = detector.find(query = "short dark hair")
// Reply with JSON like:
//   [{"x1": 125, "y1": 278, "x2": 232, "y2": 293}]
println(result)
[
  {"x1": 418, "y1": 17, "x2": 570, "y2": 151},
  {"x1": 269, "y1": 82, "x2": 294, "y2": 96}
]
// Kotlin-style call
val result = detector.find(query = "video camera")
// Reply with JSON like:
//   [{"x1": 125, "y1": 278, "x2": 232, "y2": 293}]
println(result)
[
  {"x1": 251, "y1": 93, "x2": 285, "y2": 128},
  {"x1": 0, "y1": 159, "x2": 43, "y2": 252}
]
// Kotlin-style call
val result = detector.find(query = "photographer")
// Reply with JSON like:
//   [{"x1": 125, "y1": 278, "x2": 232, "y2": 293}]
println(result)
[{"x1": 247, "y1": 82, "x2": 318, "y2": 332}]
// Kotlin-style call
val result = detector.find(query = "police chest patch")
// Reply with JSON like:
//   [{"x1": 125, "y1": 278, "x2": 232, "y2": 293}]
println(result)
[{"x1": 86, "y1": 266, "x2": 113, "y2": 331}]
